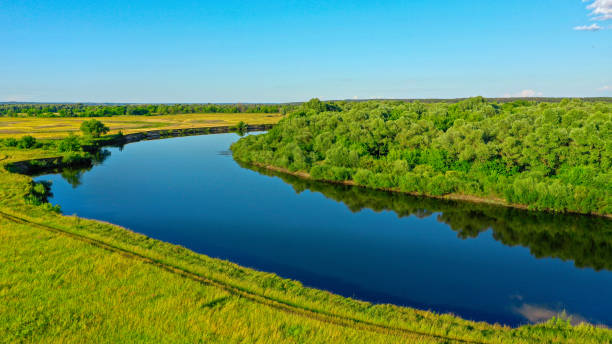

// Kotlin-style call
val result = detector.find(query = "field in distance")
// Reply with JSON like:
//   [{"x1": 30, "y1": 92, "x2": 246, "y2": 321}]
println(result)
[{"x1": 0, "y1": 113, "x2": 283, "y2": 139}]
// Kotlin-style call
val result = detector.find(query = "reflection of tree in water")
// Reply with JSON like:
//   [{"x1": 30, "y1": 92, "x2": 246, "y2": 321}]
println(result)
[
  {"x1": 59, "y1": 149, "x2": 111, "y2": 188},
  {"x1": 240, "y1": 162, "x2": 612, "y2": 272},
  {"x1": 60, "y1": 169, "x2": 86, "y2": 188}
]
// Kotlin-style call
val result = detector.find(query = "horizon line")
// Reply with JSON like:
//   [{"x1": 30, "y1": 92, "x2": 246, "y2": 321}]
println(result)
[{"x1": 2, "y1": 96, "x2": 612, "y2": 105}]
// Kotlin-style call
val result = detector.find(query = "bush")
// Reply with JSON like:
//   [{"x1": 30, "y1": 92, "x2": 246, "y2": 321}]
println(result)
[
  {"x1": 2, "y1": 138, "x2": 18, "y2": 147},
  {"x1": 17, "y1": 135, "x2": 37, "y2": 149},
  {"x1": 353, "y1": 169, "x2": 373, "y2": 186},
  {"x1": 57, "y1": 134, "x2": 81, "y2": 152},
  {"x1": 330, "y1": 166, "x2": 352, "y2": 181},
  {"x1": 24, "y1": 180, "x2": 52, "y2": 206},
  {"x1": 309, "y1": 165, "x2": 333, "y2": 180}
]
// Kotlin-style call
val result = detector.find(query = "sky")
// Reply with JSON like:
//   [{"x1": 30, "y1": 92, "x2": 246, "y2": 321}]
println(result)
[{"x1": 0, "y1": 0, "x2": 611, "y2": 103}]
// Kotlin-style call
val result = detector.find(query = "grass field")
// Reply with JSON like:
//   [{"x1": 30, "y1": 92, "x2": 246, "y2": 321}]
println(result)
[
  {"x1": 1, "y1": 134, "x2": 611, "y2": 343},
  {"x1": 0, "y1": 113, "x2": 283, "y2": 139}
]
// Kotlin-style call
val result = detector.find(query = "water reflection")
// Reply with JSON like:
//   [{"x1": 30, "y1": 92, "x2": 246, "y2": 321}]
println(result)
[
  {"x1": 513, "y1": 303, "x2": 589, "y2": 326},
  {"x1": 52, "y1": 149, "x2": 112, "y2": 188},
  {"x1": 33, "y1": 134, "x2": 612, "y2": 327},
  {"x1": 241, "y1": 162, "x2": 612, "y2": 272}
]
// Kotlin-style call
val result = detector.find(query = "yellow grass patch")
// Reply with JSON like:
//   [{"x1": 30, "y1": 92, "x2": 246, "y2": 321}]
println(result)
[{"x1": 0, "y1": 113, "x2": 283, "y2": 139}]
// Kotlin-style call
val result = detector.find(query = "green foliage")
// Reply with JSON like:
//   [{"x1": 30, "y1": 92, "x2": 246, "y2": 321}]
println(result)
[
  {"x1": 23, "y1": 180, "x2": 60, "y2": 212},
  {"x1": 17, "y1": 135, "x2": 37, "y2": 149},
  {"x1": 1, "y1": 138, "x2": 19, "y2": 147},
  {"x1": 57, "y1": 134, "x2": 82, "y2": 152},
  {"x1": 80, "y1": 119, "x2": 110, "y2": 138},
  {"x1": 232, "y1": 98, "x2": 612, "y2": 215},
  {"x1": 233, "y1": 121, "x2": 248, "y2": 136}
]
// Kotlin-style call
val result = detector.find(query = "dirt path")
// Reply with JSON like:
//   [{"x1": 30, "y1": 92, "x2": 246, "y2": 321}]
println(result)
[{"x1": 0, "y1": 210, "x2": 487, "y2": 344}]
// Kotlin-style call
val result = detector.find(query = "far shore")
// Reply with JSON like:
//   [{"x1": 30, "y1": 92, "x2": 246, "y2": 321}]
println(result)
[{"x1": 246, "y1": 162, "x2": 612, "y2": 219}]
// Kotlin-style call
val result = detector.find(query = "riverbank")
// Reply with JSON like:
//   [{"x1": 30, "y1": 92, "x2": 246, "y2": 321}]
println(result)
[
  {"x1": 230, "y1": 99, "x2": 611, "y2": 217},
  {"x1": 5, "y1": 124, "x2": 274, "y2": 175},
  {"x1": 246, "y1": 162, "x2": 612, "y2": 219},
  {"x1": 0, "y1": 112, "x2": 282, "y2": 139},
  {"x1": 1, "y1": 130, "x2": 611, "y2": 343}
]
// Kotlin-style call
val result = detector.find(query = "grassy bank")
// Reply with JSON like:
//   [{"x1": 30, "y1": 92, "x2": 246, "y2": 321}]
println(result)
[
  {"x1": 1, "y1": 136, "x2": 611, "y2": 342},
  {"x1": 0, "y1": 112, "x2": 283, "y2": 139}
]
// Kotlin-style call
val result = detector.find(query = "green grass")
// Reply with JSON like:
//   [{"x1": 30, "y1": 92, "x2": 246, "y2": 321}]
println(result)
[{"x1": 0, "y1": 139, "x2": 611, "y2": 343}]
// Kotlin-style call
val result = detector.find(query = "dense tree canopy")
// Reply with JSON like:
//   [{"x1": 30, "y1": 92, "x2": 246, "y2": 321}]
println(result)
[{"x1": 232, "y1": 98, "x2": 612, "y2": 215}]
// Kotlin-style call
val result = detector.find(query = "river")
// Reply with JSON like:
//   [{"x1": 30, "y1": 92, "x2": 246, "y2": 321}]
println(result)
[{"x1": 34, "y1": 132, "x2": 612, "y2": 327}]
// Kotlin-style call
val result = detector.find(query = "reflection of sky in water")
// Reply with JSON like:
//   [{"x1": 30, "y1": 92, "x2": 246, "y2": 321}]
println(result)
[
  {"x1": 513, "y1": 303, "x2": 589, "y2": 326},
  {"x1": 34, "y1": 133, "x2": 612, "y2": 327}
]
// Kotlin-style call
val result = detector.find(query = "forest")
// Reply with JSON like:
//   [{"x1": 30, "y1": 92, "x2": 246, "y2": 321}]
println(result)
[
  {"x1": 231, "y1": 97, "x2": 612, "y2": 215},
  {"x1": 0, "y1": 103, "x2": 293, "y2": 117}
]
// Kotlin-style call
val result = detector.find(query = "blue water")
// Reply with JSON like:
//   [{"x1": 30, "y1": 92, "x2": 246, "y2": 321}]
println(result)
[{"x1": 35, "y1": 133, "x2": 612, "y2": 327}]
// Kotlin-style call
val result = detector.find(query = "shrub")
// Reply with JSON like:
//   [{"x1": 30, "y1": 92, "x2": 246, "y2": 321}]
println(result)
[
  {"x1": 57, "y1": 134, "x2": 81, "y2": 152},
  {"x1": 24, "y1": 180, "x2": 52, "y2": 206},
  {"x1": 17, "y1": 135, "x2": 37, "y2": 149},
  {"x1": 2, "y1": 138, "x2": 18, "y2": 147},
  {"x1": 309, "y1": 165, "x2": 333, "y2": 180},
  {"x1": 353, "y1": 169, "x2": 373, "y2": 186},
  {"x1": 330, "y1": 166, "x2": 352, "y2": 181}
]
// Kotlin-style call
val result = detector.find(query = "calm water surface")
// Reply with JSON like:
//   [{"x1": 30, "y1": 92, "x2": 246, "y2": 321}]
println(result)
[{"x1": 35, "y1": 133, "x2": 612, "y2": 327}]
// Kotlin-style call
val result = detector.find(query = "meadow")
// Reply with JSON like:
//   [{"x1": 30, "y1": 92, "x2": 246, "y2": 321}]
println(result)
[
  {"x1": 0, "y1": 112, "x2": 283, "y2": 139},
  {"x1": 1, "y1": 112, "x2": 611, "y2": 343}
]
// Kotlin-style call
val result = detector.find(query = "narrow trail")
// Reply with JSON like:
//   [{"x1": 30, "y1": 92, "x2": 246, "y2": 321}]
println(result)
[{"x1": 0, "y1": 210, "x2": 491, "y2": 344}]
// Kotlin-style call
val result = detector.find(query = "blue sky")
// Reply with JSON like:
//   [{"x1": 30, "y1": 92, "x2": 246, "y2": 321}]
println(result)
[{"x1": 1, "y1": 0, "x2": 611, "y2": 103}]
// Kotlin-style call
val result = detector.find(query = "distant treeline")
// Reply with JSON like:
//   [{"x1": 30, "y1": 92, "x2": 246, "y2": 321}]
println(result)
[
  {"x1": 2, "y1": 98, "x2": 610, "y2": 117},
  {"x1": 232, "y1": 97, "x2": 612, "y2": 215},
  {"x1": 339, "y1": 97, "x2": 612, "y2": 104},
  {"x1": 0, "y1": 103, "x2": 294, "y2": 117}
]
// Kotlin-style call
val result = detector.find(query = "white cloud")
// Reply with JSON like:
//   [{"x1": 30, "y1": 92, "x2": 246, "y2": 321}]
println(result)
[
  {"x1": 573, "y1": 23, "x2": 603, "y2": 31},
  {"x1": 598, "y1": 85, "x2": 611, "y2": 91},
  {"x1": 585, "y1": 0, "x2": 612, "y2": 21},
  {"x1": 503, "y1": 89, "x2": 544, "y2": 98},
  {"x1": 575, "y1": 1, "x2": 611, "y2": 31}
]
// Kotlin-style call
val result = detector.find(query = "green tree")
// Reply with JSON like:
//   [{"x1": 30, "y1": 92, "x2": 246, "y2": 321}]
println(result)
[
  {"x1": 57, "y1": 134, "x2": 81, "y2": 152},
  {"x1": 80, "y1": 119, "x2": 110, "y2": 138}
]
